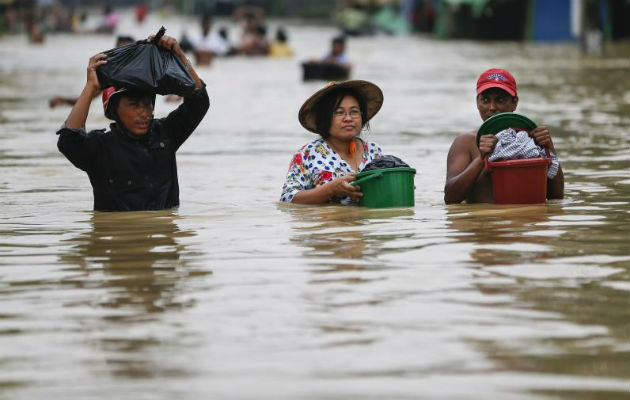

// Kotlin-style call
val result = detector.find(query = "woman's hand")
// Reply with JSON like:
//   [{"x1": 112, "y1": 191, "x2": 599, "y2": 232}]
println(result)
[
  {"x1": 148, "y1": 34, "x2": 184, "y2": 57},
  {"x1": 86, "y1": 53, "x2": 107, "y2": 95},
  {"x1": 326, "y1": 175, "x2": 362, "y2": 199},
  {"x1": 529, "y1": 126, "x2": 554, "y2": 149},
  {"x1": 291, "y1": 174, "x2": 362, "y2": 204},
  {"x1": 477, "y1": 134, "x2": 498, "y2": 158}
]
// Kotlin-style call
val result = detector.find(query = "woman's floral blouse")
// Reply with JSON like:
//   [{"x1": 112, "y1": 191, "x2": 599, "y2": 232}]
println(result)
[{"x1": 280, "y1": 138, "x2": 384, "y2": 205}]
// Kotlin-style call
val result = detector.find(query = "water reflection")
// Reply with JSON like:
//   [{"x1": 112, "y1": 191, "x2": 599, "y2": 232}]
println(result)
[
  {"x1": 445, "y1": 205, "x2": 630, "y2": 397},
  {"x1": 56, "y1": 210, "x2": 209, "y2": 379},
  {"x1": 446, "y1": 204, "x2": 557, "y2": 266},
  {"x1": 280, "y1": 205, "x2": 423, "y2": 349},
  {"x1": 284, "y1": 205, "x2": 415, "y2": 269},
  {"x1": 60, "y1": 210, "x2": 202, "y2": 313}
]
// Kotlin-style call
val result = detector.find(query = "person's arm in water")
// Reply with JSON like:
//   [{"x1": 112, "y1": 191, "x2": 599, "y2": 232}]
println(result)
[
  {"x1": 529, "y1": 126, "x2": 564, "y2": 199},
  {"x1": 49, "y1": 96, "x2": 79, "y2": 108},
  {"x1": 65, "y1": 53, "x2": 107, "y2": 129},
  {"x1": 292, "y1": 175, "x2": 362, "y2": 204},
  {"x1": 151, "y1": 34, "x2": 210, "y2": 151},
  {"x1": 444, "y1": 134, "x2": 497, "y2": 204}
]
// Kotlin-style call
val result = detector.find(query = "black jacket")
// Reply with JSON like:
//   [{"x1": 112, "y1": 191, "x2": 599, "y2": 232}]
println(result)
[{"x1": 57, "y1": 86, "x2": 209, "y2": 211}]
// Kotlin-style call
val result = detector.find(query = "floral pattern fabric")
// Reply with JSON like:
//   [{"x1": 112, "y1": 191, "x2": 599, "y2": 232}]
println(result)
[{"x1": 280, "y1": 138, "x2": 384, "y2": 204}]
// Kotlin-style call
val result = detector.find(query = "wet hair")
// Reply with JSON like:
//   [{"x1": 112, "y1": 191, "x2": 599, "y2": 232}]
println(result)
[
  {"x1": 115, "y1": 35, "x2": 135, "y2": 47},
  {"x1": 201, "y1": 14, "x2": 212, "y2": 26},
  {"x1": 332, "y1": 36, "x2": 345, "y2": 46},
  {"x1": 276, "y1": 28, "x2": 287, "y2": 42},
  {"x1": 218, "y1": 27, "x2": 228, "y2": 40},
  {"x1": 314, "y1": 88, "x2": 369, "y2": 139}
]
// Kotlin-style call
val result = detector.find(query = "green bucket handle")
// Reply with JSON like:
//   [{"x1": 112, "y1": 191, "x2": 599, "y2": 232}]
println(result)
[{"x1": 350, "y1": 171, "x2": 383, "y2": 186}]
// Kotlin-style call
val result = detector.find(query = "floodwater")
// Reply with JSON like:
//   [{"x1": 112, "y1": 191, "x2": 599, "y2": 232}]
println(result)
[{"x1": 1, "y1": 12, "x2": 629, "y2": 400}]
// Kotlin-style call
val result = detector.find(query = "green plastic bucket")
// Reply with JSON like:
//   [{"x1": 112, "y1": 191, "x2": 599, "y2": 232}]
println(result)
[{"x1": 351, "y1": 167, "x2": 416, "y2": 208}]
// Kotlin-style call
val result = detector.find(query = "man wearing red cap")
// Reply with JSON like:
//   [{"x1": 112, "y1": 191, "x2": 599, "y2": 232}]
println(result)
[
  {"x1": 444, "y1": 68, "x2": 564, "y2": 204},
  {"x1": 56, "y1": 34, "x2": 209, "y2": 211}
]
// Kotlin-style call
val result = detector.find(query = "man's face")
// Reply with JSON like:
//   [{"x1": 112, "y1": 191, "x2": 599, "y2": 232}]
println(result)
[
  {"x1": 476, "y1": 88, "x2": 518, "y2": 121},
  {"x1": 332, "y1": 41, "x2": 345, "y2": 55},
  {"x1": 117, "y1": 95, "x2": 153, "y2": 135}
]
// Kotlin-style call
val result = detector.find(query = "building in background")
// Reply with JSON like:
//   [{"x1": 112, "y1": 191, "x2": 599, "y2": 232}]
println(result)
[
  {"x1": 430, "y1": 0, "x2": 629, "y2": 43},
  {"x1": 2, "y1": 0, "x2": 628, "y2": 44}
]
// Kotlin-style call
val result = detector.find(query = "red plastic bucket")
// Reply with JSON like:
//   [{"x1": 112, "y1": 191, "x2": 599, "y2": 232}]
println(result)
[{"x1": 485, "y1": 157, "x2": 551, "y2": 204}]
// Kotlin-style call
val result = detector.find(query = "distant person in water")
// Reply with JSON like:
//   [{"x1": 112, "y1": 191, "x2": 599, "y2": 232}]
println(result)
[
  {"x1": 232, "y1": 4, "x2": 266, "y2": 28},
  {"x1": 135, "y1": 2, "x2": 149, "y2": 24},
  {"x1": 50, "y1": 36, "x2": 135, "y2": 108},
  {"x1": 322, "y1": 36, "x2": 350, "y2": 69},
  {"x1": 23, "y1": 8, "x2": 44, "y2": 44},
  {"x1": 444, "y1": 68, "x2": 564, "y2": 204},
  {"x1": 96, "y1": 5, "x2": 120, "y2": 34},
  {"x1": 56, "y1": 34, "x2": 209, "y2": 211},
  {"x1": 239, "y1": 15, "x2": 269, "y2": 56},
  {"x1": 193, "y1": 15, "x2": 231, "y2": 58},
  {"x1": 269, "y1": 27, "x2": 293, "y2": 57}
]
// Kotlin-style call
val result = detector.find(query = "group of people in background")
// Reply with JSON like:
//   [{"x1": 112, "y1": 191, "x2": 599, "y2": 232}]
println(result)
[
  {"x1": 179, "y1": 5, "x2": 294, "y2": 66},
  {"x1": 1, "y1": 3, "x2": 130, "y2": 44},
  {"x1": 3, "y1": 2, "x2": 353, "y2": 74}
]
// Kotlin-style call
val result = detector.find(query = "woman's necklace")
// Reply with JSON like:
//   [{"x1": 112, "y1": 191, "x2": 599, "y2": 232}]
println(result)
[
  {"x1": 328, "y1": 138, "x2": 362, "y2": 172},
  {"x1": 348, "y1": 138, "x2": 362, "y2": 171}
]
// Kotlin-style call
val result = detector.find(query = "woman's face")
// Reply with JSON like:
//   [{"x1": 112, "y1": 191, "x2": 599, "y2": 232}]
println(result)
[{"x1": 328, "y1": 95, "x2": 362, "y2": 142}]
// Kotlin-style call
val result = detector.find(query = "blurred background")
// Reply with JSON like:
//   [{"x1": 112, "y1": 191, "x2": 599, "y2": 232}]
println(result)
[{"x1": 2, "y1": 0, "x2": 629, "y2": 44}]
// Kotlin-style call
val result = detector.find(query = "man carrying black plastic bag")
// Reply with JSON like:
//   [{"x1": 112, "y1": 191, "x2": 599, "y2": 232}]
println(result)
[{"x1": 57, "y1": 34, "x2": 209, "y2": 211}]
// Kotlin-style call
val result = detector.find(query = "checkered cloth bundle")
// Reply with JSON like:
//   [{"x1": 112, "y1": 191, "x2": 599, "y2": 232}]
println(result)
[{"x1": 488, "y1": 128, "x2": 559, "y2": 179}]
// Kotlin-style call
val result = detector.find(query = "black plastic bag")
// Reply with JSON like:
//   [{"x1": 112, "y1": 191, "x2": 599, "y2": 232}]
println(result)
[
  {"x1": 96, "y1": 27, "x2": 196, "y2": 96},
  {"x1": 362, "y1": 155, "x2": 410, "y2": 172}
]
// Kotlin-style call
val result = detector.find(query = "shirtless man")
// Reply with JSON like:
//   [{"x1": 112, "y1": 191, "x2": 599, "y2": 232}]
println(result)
[{"x1": 444, "y1": 68, "x2": 564, "y2": 204}]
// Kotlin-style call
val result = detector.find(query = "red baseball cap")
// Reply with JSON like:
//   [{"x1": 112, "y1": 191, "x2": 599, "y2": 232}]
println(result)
[
  {"x1": 102, "y1": 86, "x2": 127, "y2": 120},
  {"x1": 102, "y1": 86, "x2": 155, "y2": 120},
  {"x1": 476, "y1": 68, "x2": 517, "y2": 97}
]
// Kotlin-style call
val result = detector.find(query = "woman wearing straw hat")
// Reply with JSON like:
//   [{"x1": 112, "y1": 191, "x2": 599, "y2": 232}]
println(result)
[{"x1": 280, "y1": 80, "x2": 384, "y2": 205}]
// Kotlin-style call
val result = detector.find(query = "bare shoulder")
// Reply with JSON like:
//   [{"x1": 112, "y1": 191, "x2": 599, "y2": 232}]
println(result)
[{"x1": 449, "y1": 131, "x2": 477, "y2": 152}]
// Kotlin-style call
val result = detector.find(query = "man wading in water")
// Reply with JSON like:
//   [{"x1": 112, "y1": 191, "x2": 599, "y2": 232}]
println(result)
[
  {"x1": 444, "y1": 68, "x2": 564, "y2": 204},
  {"x1": 57, "y1": 34, "x2": 209, "y2": 211}
]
